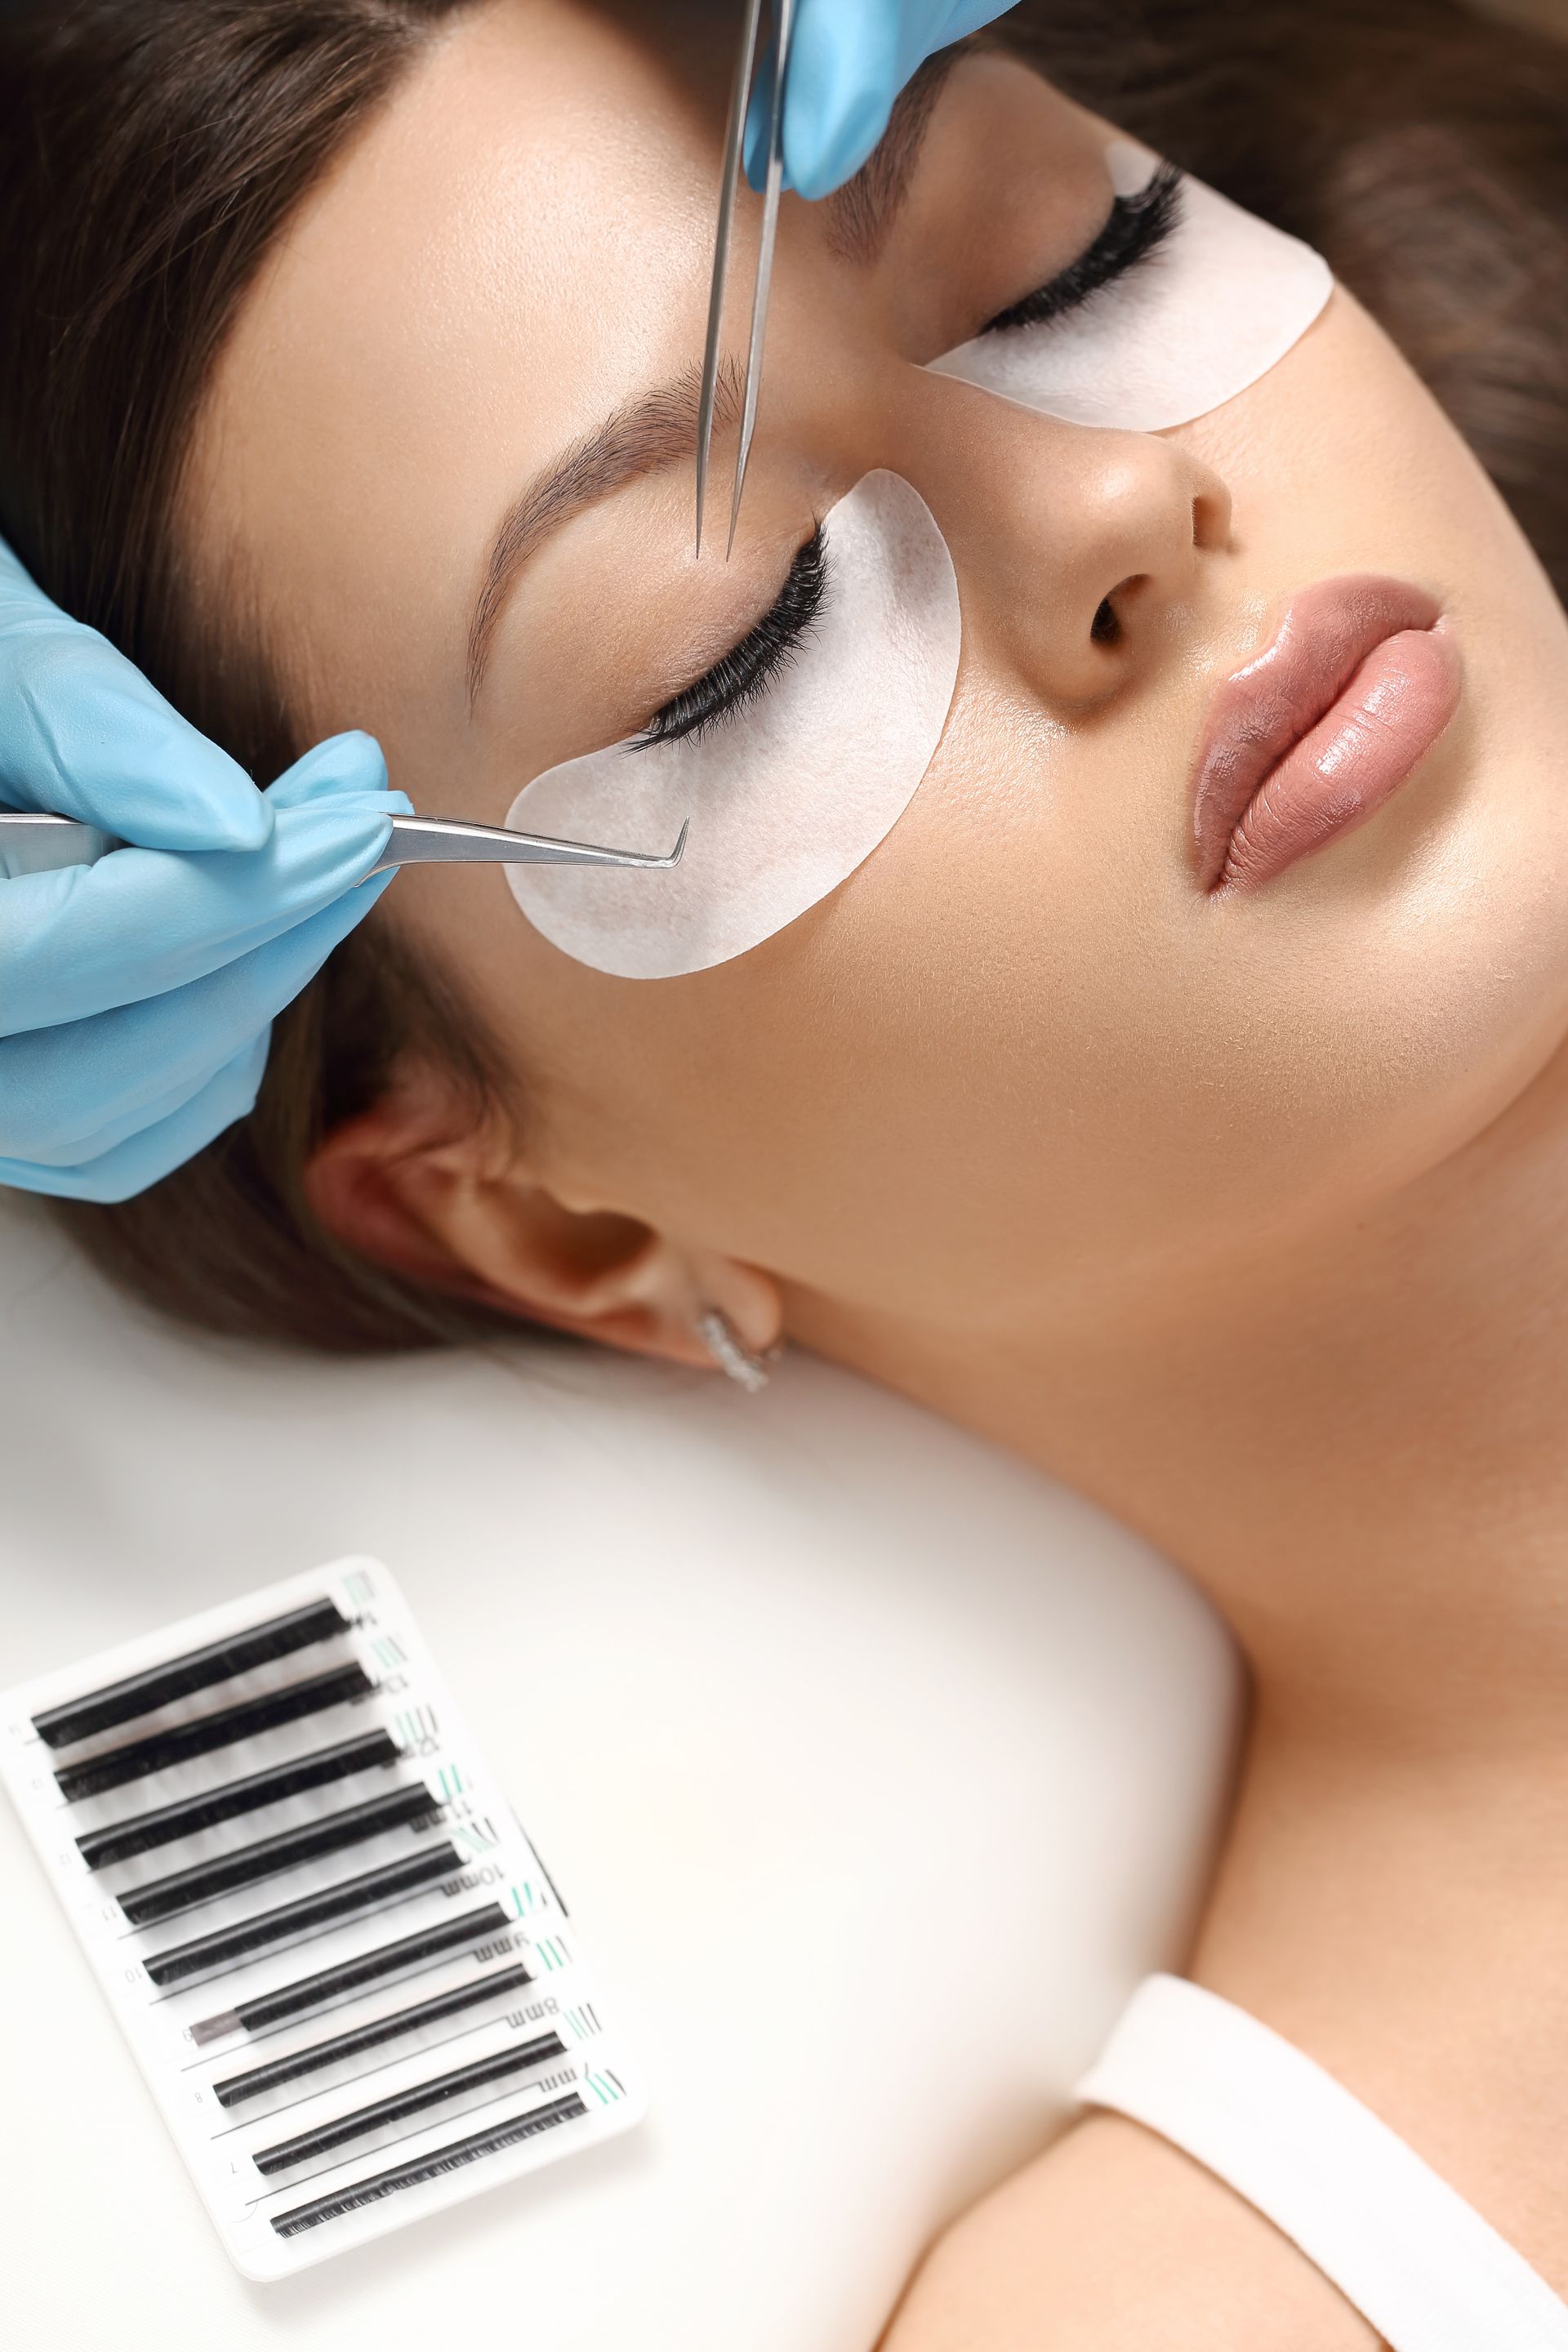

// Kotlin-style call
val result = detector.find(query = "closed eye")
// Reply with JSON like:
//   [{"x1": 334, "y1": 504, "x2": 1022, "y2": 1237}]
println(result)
[
  {"x1": 631, "y1": 528, "x2": 828, "y2": 751},
  {"x1": 628, "y1": 173, "x2": 1178, "y2": 752},
  {"x1": 980, "y1": 161, "x2": 1183, "y2": 336}
]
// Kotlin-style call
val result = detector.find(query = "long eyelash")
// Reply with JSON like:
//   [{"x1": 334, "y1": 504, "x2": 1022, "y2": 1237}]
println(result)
[
  {"x1": 981, "y1": 161, "x2": 1183, "y2": 336},
  {"x1": 631, "y1": 528, "x2": 829, "y2": 751}
]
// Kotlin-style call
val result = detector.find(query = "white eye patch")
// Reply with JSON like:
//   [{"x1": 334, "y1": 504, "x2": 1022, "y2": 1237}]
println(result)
[
  {"x1": 502, "y1": 154, "x2": 1329, "y2": 983},
  {"x1": 505, "y1": 470, "x2": 960, "y2": 981},
  {"x1": 929, "y1": 140, "x2": 1332, "y2": 431}
]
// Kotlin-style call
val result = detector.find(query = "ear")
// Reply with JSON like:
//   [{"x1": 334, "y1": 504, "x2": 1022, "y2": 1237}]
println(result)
[{"x1": 301, "y1": 1070, "x2": 782, "y2": 1373}]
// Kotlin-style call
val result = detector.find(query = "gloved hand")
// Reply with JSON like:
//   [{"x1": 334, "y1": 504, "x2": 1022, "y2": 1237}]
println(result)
[
  {"x1": 750, "y1": 1, "x2": 1018, "y2": 201},
  {"x1": 0, "y1": 537, "x2": 408, "y2": 1204}
]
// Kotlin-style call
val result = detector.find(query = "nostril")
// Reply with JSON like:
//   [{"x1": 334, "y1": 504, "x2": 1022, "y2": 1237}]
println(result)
[{"x1": 1091, "y1": 596, "x2": 1122, "y2": 645}]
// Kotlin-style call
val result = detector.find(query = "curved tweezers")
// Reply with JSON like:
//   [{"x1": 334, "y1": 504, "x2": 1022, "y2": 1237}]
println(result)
[
  {"x1": 694, "y1": 0, "x2": 799, "y2": 560},
  {"x1": 0, "y1": 807, "x2": 688, "y2": 882},
  {"x1": 370, "y1": 813, "x2": 688, "y2": 878}
]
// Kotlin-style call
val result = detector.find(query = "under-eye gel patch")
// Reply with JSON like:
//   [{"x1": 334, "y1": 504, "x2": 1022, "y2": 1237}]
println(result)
[
  {"x1": 505, "y1": 470, "x2": 960, "y2": 981},
  {"x1": 929, "y1": 140, "x2": 1332, "y2": 432},
  {"x1": 502, "y1": 156, "x2": 1324, "y2": 982}
]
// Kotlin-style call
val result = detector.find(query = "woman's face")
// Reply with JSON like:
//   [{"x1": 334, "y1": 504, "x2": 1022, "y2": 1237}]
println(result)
[{"x1": 190, "y1": 0, "x2": 1568, "y2": 1336}]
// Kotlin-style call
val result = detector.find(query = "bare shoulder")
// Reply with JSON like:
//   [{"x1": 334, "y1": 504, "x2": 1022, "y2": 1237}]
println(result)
[{"x1": 875, "y1": 2114, "x2": 1385, "y2": 2352}]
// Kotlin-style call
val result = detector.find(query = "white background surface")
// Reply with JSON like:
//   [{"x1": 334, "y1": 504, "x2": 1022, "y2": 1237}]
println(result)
[{"x1": 0, "y1": 1196, "x2": 1240, "y2": 2350}]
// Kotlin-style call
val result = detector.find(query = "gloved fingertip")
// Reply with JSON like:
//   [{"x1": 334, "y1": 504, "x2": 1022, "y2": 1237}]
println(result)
[
  {"x1": 296, "y1": 859, "x2": 403, "y2": 959},
  {"x1": 278, "y1": 728, "x2": 391, "y2": 804},
  {"x1": 786, "y1": 84, "x2": 893, "y2": 199},
  {"x1": 741, "y1": 31, "x2": 808, "y2": 192},
  {"x1": 207, "y1": 793, "x2": 274, "y2": 854},
  {"x1": 329, "y1": 726, "x2": 390, "y2": 777}
]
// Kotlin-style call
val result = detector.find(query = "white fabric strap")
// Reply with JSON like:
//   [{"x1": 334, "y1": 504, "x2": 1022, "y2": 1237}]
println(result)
[{"x1": 1074, "y1": 1974, "x2": 1568, "y2": 2352}]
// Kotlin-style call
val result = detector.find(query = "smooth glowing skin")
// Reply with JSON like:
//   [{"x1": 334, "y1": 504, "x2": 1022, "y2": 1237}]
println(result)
[{"x1": 188, "y1": 6, "x2": 1568, "y2": 2343}]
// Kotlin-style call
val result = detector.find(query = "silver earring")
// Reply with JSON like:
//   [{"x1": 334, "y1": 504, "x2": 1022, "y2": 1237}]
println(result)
[{"x1": 696, "y1": 1307, "x2": 773, "y2": 1394}]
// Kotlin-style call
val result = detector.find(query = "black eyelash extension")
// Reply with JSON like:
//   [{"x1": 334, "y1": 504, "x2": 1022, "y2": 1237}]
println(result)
[
  {"x1": 77, "y1": 1731, "x2": 400, "y2": 1869},
  {"x1": 33, "y1": 1598, "x2": 350, "y2": 1748},
  {"x1": 54, "y1": 1662, "x2": 374, "y2": 1802},
  {"x1": 982, "y1": 160, "x2": 1183, "y2": 337},
  {"x1": 212, "y1": 1962, "x2": 534, "y2": 2107},
  {"x1": 270, "y1": 2096, "x2": 588, "y2": 2238},
  {"x1": 251, "y1": 2031, "x2": 569, "y2": 2174},
  {"x1": 118, "y1": 1783, "x2": 437, "y2": 1927},
  {"x1": 191, "y1": 1900, "x2": 514, "y2": 2042},
  {"x1": 634, "y1": 525, "x2": 828, "y2": 751},
  {"x1": 143, "y1": 1841, "x2": 461, "y2": 1987}
]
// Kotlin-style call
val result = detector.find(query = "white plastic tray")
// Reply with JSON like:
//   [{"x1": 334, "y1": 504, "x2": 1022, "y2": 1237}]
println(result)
[{"x1": 0, "y1": 1556, "x2": 645, "y2": 2278}]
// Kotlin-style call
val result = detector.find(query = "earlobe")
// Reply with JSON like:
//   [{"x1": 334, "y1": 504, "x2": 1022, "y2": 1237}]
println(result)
[{"x1": 301, "y1": 1090, "x2": 783, "y2": 1372}]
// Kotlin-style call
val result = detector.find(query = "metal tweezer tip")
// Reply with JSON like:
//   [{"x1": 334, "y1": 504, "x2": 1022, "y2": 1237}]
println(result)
[
  {"x1": 694, "y1": 0, "x2": 768, "y2": 560},
  {"x1": 372, "y1": 813, "x2": 688, "y2": 876}
]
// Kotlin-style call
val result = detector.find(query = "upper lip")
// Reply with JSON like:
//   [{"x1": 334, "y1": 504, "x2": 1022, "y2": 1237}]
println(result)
[{"x1": 1191, "y1": 574, "x2": 1446, "y2": 889}]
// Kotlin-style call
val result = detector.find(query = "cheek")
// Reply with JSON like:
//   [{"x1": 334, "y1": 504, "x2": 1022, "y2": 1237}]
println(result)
[
  {"x1": 415, "y1": 706, "x2": 1566, "y2": 1330},
  {"x1": 660, "y1": 688, "x2": 1568, "y2": 1314},
  {"x1": 1166, "y1": 287, "x2": 1522, "y2": 600},
  {"x1": 502, "y1": 474, "x2": 960, "y2": 980},
  {"x1": 408, "y1": 276, "x2": 1568, "y2": 1312}
]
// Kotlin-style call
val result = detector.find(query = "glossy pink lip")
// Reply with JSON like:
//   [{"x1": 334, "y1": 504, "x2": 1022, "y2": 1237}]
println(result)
[{"x1": 1192, "y1": 575, "x2": 1462, "y2": 894}]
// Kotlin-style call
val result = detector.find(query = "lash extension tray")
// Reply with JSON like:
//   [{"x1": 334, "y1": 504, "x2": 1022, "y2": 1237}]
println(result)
[{"x1": 0, "y1": 1556, "x2": 646, "y2": 2277}]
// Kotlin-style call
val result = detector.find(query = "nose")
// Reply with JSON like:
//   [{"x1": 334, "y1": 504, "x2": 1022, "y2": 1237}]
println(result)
[{"x1": 929, "y1": 391, "x2": 1232, "y2": 713}]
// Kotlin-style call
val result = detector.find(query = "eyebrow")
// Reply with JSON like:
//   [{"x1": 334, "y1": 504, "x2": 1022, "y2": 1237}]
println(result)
[
  {"x1": 464, "y1": 51, "x2": 968, "y2": 707},
  {"x1": 822, "y1": 43, "x2": 967, "y2": 264},
  {"x1": 466, "y1": 361, "x2": 735, "y2": 706}
]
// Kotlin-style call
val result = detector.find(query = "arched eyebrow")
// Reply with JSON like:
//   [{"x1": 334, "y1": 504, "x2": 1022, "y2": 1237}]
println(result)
[
  {"x1": 466, "y1": 360, "x2": 737, "y2": 709},
  {"x1": 465, "y1": 48, "x2": 969, "y2": 710}
]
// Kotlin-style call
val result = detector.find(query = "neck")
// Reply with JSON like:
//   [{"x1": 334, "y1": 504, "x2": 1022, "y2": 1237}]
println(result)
[
  {"x1": 803, "y1": 1040, "x2": 1568, "y2": 1742},
  {"x1": 791, "y1": 1038, "x2": 1568, "y2": 2282}
]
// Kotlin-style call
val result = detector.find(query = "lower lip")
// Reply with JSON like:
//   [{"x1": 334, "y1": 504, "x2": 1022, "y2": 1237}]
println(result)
[{"x1": 1216, "y1": 624, "x2": 1461, "y2": 895}]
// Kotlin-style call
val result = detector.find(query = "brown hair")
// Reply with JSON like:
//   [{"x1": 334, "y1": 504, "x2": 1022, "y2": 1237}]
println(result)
[
  {"x1": 0, "y1": 0, "x2": 510, "y2": 1351},
  {"x1": 3, "y1": 0, "x2": 1567, "y2": 1352}
]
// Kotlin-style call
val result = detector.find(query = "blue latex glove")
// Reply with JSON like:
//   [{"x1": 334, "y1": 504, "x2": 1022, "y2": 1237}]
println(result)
[
  {"x1": 749, "y1": 1, "x2": 1018, "y2": 201},
  {"x1": 0, "y1": 538, "x2": 409, "y2": 1203}
]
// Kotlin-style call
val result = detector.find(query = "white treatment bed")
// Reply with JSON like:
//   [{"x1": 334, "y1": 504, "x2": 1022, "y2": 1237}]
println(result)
[{"x1": 0, "y1": 1196, "x2": 1238, "y2": 2352}]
